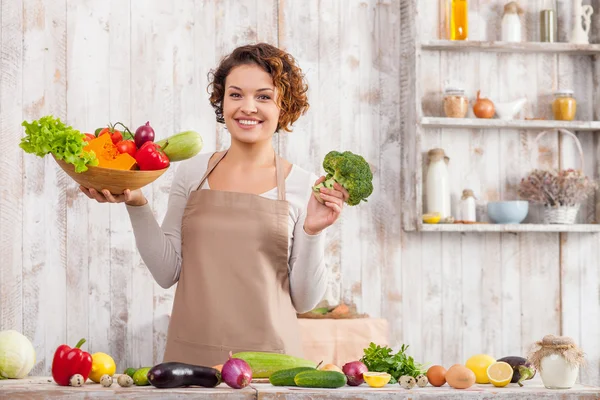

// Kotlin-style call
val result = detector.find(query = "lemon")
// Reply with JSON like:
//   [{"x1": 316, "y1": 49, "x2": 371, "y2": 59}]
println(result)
[
  {"x1": 465, "y1": 354, "x2": 496, "y2": 384},
  {"x1": 487, "y1": 361, "x2": 514, "y2": 387},
  {"x1": 423, "y1": 212, "x2": 441, "y2": 224},
  {"x1": 363, "y1": 371, "x2": 391, "y2": 388},
  {"x1": 89, "y1": 352, "x2": 116, "y2": 383}
]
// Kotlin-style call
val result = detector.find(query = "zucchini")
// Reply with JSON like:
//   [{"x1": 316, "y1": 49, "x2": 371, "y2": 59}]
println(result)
[
  {"x1": 155, "y1": 131, "x2": 203, "y2": 162},
  {"x1": 294, "y1": 370, "x2": 347, "y2": 388},
  {"x1": 231, "y1": 352, "x2": 316, "y2": 378},
  {"x1": 269, "y1": 367, "x2": 316, "y2": 386}
]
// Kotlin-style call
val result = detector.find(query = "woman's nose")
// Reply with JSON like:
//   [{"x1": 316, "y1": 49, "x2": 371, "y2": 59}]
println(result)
[{"x1": 240, "y1": 98, "x2": 257, "y2": 114}]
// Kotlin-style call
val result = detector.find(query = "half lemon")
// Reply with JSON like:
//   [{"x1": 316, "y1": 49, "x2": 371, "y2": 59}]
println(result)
[
  {"x1": 363, "y1": 371, "x2": 391, "y2": 388},
  {"x1": 487, "y1": 361, "x2": 514, "y2": 387}
]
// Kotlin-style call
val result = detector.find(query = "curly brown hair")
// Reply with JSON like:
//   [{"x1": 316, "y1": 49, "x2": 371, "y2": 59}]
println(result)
[{"x1": 207, "y1": 43, "x2": 309, "y2": 133}]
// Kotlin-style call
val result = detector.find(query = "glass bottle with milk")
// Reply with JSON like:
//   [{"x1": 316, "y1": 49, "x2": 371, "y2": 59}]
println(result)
[{"x1": 426, "y1": 148, "x2": 451, "y2": 219}]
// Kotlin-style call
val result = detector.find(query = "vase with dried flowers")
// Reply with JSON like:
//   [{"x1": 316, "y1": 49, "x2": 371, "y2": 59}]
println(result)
[{"x1": 518, "y1": 130, "x2": 597, "y2": 224}]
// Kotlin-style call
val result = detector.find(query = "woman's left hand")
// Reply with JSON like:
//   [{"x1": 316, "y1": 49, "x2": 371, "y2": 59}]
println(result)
[{"x1": 303, "y1": 177, "x2": 349, "y2": 235}]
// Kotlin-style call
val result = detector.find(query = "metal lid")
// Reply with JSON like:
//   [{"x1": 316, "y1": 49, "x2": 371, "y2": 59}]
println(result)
[
  {"x1": 444, "y1": 86, "x2": 465, "y2": 95},
  {"x1": 554, "y1": 89, "x2": 574, "y2": 96}
]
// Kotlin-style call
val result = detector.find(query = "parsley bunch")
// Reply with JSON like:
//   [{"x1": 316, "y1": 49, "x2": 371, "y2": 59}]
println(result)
[
  {"x1": 20, "y1": 115, "x2": 98, "y2": 173},
  {"x1": 360, "y1": 342, "x2": 427, "y2": 383}
]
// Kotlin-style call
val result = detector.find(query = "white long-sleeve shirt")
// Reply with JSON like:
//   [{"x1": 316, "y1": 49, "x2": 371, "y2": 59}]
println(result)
[{"x1": 125, "y1": 152, "x2": 329, "y2": 313}]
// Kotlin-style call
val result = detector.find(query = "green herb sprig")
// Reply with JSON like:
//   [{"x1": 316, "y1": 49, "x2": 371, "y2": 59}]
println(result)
[{"x1": 360, "y1": 342, "x2": 428, "y2": 383}]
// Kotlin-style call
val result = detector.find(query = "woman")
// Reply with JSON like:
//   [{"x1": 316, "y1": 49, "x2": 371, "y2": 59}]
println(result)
[{"x1": 80, "y1": 43, "x2": 349, "y2": 366}]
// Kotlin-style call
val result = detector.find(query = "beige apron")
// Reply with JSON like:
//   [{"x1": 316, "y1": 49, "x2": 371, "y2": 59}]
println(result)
[{"x1": 163, "y1": 150, "x2": 303, "y2": 367}]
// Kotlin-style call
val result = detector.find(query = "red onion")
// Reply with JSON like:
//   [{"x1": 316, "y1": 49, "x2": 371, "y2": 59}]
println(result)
[
  {"x1": 135, "y1": 121, "x2": 155, "y2": 148},
  {"x1": 221, "y1": 352, "x2": 252, "y2": 389},
  {"x1": 342, "y1": 361, "x2": 368, "y2": 386}
]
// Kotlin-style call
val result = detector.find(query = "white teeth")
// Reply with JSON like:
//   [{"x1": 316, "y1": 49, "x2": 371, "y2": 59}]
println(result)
[{"x1": 239, "y1": 120, "x2": 259, "y2": 125}]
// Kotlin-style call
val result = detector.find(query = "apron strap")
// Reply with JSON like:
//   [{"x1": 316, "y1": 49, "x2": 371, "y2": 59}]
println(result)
[
  {"x1": 195, "y1": 149, "x2": 286, "y2": 201},
  {"x1": 275, "y1": 154, "x2": 286, "y2": 202},
  {"x1": 195, "y1": 150, "x2": 228, "y2": 191}
]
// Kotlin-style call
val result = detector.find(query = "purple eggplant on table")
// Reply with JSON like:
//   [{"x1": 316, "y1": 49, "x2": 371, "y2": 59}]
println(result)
[{"x1": 497, "y1": 356, "x2": 536, "y2": 386}]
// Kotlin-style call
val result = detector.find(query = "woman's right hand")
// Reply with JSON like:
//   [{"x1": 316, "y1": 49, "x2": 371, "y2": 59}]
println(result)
[{"x1": 79, "y1": 186, "x2": 147, "y2": 206}]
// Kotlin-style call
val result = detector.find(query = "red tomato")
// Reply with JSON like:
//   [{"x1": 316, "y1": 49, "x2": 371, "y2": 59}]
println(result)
[
  {"x1": 116, "y1": 140, "x2": 137, "y2": 158},
  {"x1": 99, "y1": 128, "x2": 123, "y2": 145},
  {"x1": 83, "y1": 133, "x2": 95, "y2": 142}
]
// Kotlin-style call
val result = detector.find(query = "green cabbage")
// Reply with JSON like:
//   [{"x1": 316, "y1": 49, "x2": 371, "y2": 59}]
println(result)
[{"x1": 0, "y1": 330, "x2": 36, "y2": 379}]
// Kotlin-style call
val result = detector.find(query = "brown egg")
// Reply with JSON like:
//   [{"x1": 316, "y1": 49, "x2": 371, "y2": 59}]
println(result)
[
  {"x1": 445, "y1": 364, "x2": 476, "y2": 389},
  {"x1": 426, "y1": 365, "x2": 447, "y2": 387}
]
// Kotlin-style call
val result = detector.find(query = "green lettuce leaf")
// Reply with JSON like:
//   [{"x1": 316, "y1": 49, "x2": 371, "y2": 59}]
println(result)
[{"x1": 20, "y1": 115, "x2": 98, "y2": 173}]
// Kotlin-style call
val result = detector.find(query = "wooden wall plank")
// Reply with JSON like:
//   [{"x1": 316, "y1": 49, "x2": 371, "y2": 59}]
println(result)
[
  {"x1": 278, "y1": 0, "x2": 343, "y2": 307},
  {"x1": 22, "y1": 0, "x2": 69, "y2": 375},
  {"x1": 399, "y1": 0, "x2": 418, "y2": 230},
  {"x1": 441, "y1": 234, "x2": 463, "y2": 366},
  {"x1": 129, "y1": 0, "x2": 167, "y2": 369},
  {"x1": 0, "y1": 0, "x2": 24, "y2": 333},
  {"x1": 336, "y1": 1, "x2": 366, "y2": 309},
  {"x1": 357, "y1": 0, "x2": 382, "y2": 318},
  {"x1": 65, "y1": 0, "x2": 108, "y2": 357},
  {"x1": 519, "y1": 233, "x2": 561, "y2": 353},
  {"x1": 378, "y1": 0, "x2": 404, "y2": 349},
  {"x1": 107, "y1": 0, "x2": 133, "y2": 372},
  {"x1": 195, "y1": 0, "x2": 217, "y2": 153},
  {"x1": 150, "y1": 0, "x2": 197, "y2": 365}
]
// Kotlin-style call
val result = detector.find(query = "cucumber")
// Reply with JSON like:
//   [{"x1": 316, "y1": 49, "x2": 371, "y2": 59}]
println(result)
[
  {"x1": 294, "y1": 370, "x2": 347, "y2": 388},
  {"x1": 231, "y1": 352, "x2": 316, "y2": 378},
  {"x1": 155, "y1": 131, "x2": 203, "y2": 162},
  {"x1": 269, "y1": 367, "x2": 316, "y2": 386}
]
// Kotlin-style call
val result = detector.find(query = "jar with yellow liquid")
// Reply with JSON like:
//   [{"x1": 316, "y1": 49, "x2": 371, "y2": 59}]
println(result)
[
  {"x1": 446, "y1": 0, "x2": 469, "y2": 40},
  {"x1": 552, "y1": 90, "x2": 577, "y2": 121}
]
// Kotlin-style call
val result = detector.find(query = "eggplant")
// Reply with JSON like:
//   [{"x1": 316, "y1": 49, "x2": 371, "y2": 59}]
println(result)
[
  {"x1": 147, "y1": 362, "x2": 221, "y2": 388},
  {"x1": 497, "y1": 356, "x2": 536, "y2": 386}
]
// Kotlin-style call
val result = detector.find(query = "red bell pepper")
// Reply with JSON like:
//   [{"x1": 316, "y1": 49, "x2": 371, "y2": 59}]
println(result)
[
  {"x1": 135, "y1": 141, "x2": 170, "y2": 170},
  {"x1": 51, "y1": 338, "x2": 93, "y2": 386}
]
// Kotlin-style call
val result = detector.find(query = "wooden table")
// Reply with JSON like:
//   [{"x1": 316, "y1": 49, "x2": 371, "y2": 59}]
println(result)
[{"x1": 2, "y1": 376, "x2": 600, "y2": 399}]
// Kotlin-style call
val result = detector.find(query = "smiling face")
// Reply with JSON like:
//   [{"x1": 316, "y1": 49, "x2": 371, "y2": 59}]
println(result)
[{"x1": 222, "y1": 64, "x2": 280, "y2": 145}]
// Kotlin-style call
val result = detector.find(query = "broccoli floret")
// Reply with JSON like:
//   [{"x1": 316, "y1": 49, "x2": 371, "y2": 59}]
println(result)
[{"x1": 312, "y1": 150, "x2": 373, "y2": 206}]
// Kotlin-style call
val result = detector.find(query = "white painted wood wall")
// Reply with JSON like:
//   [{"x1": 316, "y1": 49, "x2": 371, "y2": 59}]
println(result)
[{"x1": 1, "y1": 0, "x2": 599, "y2": 386}]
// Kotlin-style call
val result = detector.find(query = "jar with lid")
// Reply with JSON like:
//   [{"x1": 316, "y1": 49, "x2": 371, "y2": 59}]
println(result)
[
  {"x1": 426, "y1": 149, "x2": 451, "y2": 219},
  {"x1": 552, "y1": 90, "x2": 577, "y2": 121},
  {"x1": 528, "y1": 335, "x2": 585, "y2": 389},
  {"x1": 443, "y1": 87, "x2": 468, "y2": 118},
  {"x1": 459, "y1": 189, "x2": 476, "y2": 222}
]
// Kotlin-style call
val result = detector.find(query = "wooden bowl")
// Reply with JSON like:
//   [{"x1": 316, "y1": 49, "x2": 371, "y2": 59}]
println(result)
[{"x1": 53, "y1": 156, "x2": 169, "y2": 194}]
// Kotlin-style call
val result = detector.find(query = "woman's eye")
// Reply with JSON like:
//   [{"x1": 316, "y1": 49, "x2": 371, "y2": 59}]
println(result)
[
  {"x1": 258, "y1": 95, "x2": 271, "y2": 100},
  {"x1": 229, "y1": 93, "x2": 241, "y2": 98}
]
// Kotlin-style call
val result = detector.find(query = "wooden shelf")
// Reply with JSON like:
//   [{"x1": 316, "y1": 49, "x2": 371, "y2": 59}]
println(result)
[
  {"x1": 421, "y1": 40, "x2": 600, "y2": 55},
  {"x1": 420, "y1": 117, "x2": 600, "y2": 131},
  {"x1": 421, "y1": 223, "x2": 600, "y2": 233}
]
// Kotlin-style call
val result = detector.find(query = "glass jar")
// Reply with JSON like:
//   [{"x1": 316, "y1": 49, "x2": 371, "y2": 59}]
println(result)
[
  {"x1": 460, "y1": 189, "x2": 476, "y2": 222},
  {"x1": 448, "y1": 0, "x2": 468, "y2": 40},
  {"x1": 529, "y1": 335, "x2": 584, "y2": 390},
  {"x1": 426, "y1": 149, "x2": 451, "y2": 219},
  {"x1": 443, "y1": 88, "x2": 468, "y2": 118},
  {"x1": 552, "y1": 90, "x2": 577, "y2": 121}
]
